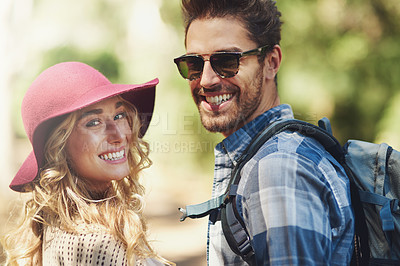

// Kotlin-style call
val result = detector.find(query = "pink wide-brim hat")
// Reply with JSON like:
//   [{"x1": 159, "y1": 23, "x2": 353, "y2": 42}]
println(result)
[{"x1": 10, "y1": 61, "x2": 158, "y2": 192}]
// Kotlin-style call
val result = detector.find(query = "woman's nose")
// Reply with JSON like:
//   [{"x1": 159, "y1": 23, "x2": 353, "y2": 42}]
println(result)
[{"x1": 106, "y1": 121, "x2": 124, "y2": 144}]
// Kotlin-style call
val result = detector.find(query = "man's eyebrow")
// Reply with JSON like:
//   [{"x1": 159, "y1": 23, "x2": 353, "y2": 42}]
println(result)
[
  {"x1": 186, "y1": 48, "x2": 241, "y2": 56},
  {"x1": 215, "y1": 47, "x2": 241, "y2": 53}
]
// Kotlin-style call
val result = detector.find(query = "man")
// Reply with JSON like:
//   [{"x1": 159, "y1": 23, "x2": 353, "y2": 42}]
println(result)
[{"x1": 173, "y1": 0, "x2": 354, "y2": 265}]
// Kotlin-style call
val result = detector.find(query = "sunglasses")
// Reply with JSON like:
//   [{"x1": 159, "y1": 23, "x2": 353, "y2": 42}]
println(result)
[{"x1": 173, "y1": 45, "x2": 270, "y2": 81}]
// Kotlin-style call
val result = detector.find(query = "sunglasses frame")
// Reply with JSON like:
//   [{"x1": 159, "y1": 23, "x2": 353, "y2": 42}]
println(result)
[{"x1": 174, "y1": 44, "x2": 271, "y2": 81}]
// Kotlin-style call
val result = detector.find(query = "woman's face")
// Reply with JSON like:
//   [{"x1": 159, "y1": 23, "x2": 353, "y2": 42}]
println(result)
[{"x1": 66, "y1": 97, "x2": 133, "y2": 191}]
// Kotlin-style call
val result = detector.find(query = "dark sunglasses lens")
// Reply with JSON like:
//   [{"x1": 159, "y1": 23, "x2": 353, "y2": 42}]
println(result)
[
  {"x1": 175, "y1": 56, "x2": 204, "y2": 80},
  {"x1": 211, "y1": 54, "x2": 239, "y2": 78}
]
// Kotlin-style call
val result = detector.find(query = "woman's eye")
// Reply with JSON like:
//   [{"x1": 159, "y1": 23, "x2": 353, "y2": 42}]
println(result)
[
  {"x1": 115, "y1": 112, "x2": 127, "y2": 120},
  {"x1": 86, "y1": 119, "x2": 101, "y2": 127}
]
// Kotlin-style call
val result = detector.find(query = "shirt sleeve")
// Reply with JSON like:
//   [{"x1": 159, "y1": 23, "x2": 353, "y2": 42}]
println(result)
[{"x1": 241, "y1": 150, "x2": 344, "y2": 265}]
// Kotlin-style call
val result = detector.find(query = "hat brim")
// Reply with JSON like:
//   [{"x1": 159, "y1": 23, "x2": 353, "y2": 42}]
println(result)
[
  {"x1": 10, "y1": 152, "x2": 38, "y2": 192},
  {"x1": 10, "y1": 78, "x2": 158, "y2": 192}
]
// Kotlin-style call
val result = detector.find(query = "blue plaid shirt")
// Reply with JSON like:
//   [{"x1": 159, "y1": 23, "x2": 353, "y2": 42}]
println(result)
[{"x1": 207, "y1": 104, "x2": 354, "y2": 265}]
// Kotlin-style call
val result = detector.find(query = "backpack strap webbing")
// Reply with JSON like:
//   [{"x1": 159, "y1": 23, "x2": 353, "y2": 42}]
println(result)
[
  {"x1": 221, "y1": 119, "x2": 368, "y2": 265},
  {"x1": 219, "y1": 119, "x2": 345, "y2": 264},
  {"x1": 345, "y1": 166, "x2": 371, "y2": 266}
]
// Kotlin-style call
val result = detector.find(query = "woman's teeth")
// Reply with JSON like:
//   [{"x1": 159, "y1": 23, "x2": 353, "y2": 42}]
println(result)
[
  {"x1": 99, "y1": 150, "x2": 125, "y2": 161},
  {"x1": 205, "y1": 94, "x2": 233, "y2": 105}
]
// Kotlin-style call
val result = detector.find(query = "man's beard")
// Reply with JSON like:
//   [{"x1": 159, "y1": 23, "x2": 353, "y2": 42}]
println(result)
[{"x1": 196, "y1": 67, "x2": 264, "y2": 134}]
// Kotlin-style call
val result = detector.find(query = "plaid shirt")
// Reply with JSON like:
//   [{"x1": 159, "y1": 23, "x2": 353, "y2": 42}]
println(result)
[{"x1": 207, "y1": 104, "x2": 354, "y2": 265}]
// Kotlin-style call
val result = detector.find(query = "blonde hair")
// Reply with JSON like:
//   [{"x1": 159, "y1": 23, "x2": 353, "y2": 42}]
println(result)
[{"x1": 2, "y1": 97, "x2": 167, "y2": 265}]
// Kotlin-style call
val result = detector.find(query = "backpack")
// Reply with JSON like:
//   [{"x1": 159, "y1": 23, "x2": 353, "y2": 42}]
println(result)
[{"x1": 179, "y1": 118, "x2": 400, "y2": 265}]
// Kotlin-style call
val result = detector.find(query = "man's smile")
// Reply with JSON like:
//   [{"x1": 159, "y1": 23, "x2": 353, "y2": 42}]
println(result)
[
  {"x1": 205, "y1": 93, "x2": 233, "y2": 105},
  {"x1": 198, "y1": 92, "x2": 236, "y2": 112}
]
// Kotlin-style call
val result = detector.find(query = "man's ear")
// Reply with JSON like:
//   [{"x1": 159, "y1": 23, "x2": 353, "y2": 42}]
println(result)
[{"x1": 263, "y1": 45, "x2": 282, "y2": 80}]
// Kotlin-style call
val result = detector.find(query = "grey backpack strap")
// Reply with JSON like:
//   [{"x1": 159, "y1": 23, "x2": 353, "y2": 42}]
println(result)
[
  {"x1": 221, "y1": 118, "x2": 345, "y2": 265},
  {"x1": 179, "y1": 194, "x2": 226, "y2": 221}
]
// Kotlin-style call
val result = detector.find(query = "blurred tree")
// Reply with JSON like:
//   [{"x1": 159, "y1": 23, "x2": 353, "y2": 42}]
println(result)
[
  {"x1": 159, "y1": 0, "x2": 183, "y2": 31},
  {"x1": 42, "y1": 46, "x2": 120, "y2": 81},
  {"x1": 277, "y1": 0, "x2": 400, "y2": 144}
]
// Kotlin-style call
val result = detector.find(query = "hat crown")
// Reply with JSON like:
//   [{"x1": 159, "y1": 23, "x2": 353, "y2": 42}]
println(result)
[{"x1": 22, "y1": 62, "x2": 111, "y2": 142}]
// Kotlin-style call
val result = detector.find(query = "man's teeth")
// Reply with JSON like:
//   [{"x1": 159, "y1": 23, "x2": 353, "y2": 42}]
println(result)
[
  {"x1": 99, "y1": 150, "x2": 125, "y2": 161},
  {"x1": 205, "y1": 94, "x2": 233, "y2": 105}
]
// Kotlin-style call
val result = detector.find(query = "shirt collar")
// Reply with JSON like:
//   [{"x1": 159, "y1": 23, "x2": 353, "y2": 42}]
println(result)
[{"x1": 216, "y1": 104, "x2": 294, "y2": 164}]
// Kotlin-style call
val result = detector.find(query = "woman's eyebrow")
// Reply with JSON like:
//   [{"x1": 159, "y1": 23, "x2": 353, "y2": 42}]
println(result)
[
  {"x1": 78, "y1": 109, "x2": 102, "y2": 121},
  {"x1": 77, "y1": 102, "x2": 124, "y2": 121}
]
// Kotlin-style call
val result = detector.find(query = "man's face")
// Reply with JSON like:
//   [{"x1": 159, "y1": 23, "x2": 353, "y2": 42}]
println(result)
[{"x1": 185, "y1": 17, "x2": 278, "y2": 136}]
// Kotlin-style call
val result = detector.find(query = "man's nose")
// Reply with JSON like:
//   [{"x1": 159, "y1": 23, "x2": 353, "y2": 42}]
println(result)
[{"x1": 199, "y1": 59, "x2": 220, "y2": 89}]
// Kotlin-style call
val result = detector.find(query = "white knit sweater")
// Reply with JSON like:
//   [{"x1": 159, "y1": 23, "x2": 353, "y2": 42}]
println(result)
[{"x1": 42, "y1": 225, "x2": 165, "y2": 266}]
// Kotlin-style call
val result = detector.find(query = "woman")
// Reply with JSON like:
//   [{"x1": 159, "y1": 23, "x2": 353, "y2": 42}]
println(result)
[{"x1": 2, "y1": 62, "x2": 172, "y2": 265}]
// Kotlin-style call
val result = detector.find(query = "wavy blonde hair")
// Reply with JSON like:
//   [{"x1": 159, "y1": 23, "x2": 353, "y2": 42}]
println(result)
[{"x1": 2, "y1": 97, "x2": 168, "y2": 265}]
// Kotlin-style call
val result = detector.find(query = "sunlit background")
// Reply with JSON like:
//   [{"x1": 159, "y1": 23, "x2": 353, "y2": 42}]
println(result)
[{"x1": 1, "y1": 0, "x2": 399, "y2": 265}]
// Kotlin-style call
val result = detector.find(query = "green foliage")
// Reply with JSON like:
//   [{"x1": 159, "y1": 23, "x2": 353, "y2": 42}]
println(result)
[
  {"x1": 42, "y1": 47, "x2": 121, "y2": 82},
  {"x1": 159, "y1": 0, "x2": 184, "y2": 32},
  {"x1": 277, "y1": 0, "x2": 400, "y2": 144}
]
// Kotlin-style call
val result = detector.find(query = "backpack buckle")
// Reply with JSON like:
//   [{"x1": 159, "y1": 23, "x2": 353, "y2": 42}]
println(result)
[{"x1": 178, "y1": 208, "x2": 187, "y2": 222}]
